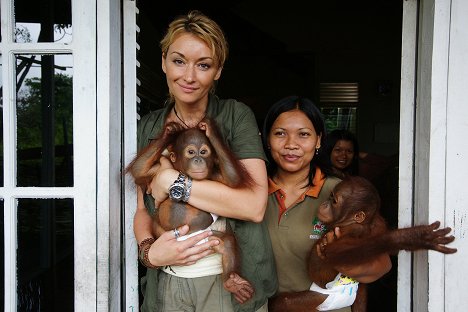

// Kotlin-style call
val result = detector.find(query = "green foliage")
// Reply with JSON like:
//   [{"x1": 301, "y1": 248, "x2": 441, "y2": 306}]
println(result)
[
  {"x1": 16, "y1": 73, "x2": 73, "y2": 150},
  {"x1": 321, "y1": 107, "x2": 357, "y2": 134}
]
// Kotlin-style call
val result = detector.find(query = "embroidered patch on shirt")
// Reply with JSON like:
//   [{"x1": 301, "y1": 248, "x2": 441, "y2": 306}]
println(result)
[{"x1": 310, "y1": 217, "x2": 327, "y2": 239}]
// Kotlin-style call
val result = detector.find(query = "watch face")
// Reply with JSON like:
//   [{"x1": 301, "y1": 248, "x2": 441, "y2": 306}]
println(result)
[{"x1": 169, "y1": 184, "x2": 185, "y2": 200}]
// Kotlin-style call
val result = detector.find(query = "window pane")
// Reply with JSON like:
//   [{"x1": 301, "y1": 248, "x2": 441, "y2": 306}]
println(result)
[
  {"x1": 17, "y1": 198, "x2": 74, "y2": 311},
  {"x1": 16, "y1": 54, "x2": 73, "y2": 187},
  {"x1": 14, "y1": 0, "x2": 72, "y2": 43},
  {"x1": 321, "y1": 107, "x2": 357, "y2": 134}
]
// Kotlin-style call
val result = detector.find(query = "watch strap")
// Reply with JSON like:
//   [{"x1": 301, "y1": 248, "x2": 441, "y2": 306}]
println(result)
[
  {"x1": 174, "y1": 172, "x2": 186, "y2": 184},
  {"x1": 183, "y1": 176, "x2": 192, "y2": 202}
]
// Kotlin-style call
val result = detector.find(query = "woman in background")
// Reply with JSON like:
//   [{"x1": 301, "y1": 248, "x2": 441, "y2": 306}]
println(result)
[
  {"x1": 319, "y1": 129, "x2": 360, "y2": 179},
  {"x1": 320, "y1": 129, "x2": 395, "y2": 183}
]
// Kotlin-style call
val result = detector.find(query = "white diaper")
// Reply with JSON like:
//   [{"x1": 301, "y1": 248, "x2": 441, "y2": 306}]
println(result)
[
  {"x1": 176, "y1": 213, "x2": 221, "y2": 244},
  {"x1": 161, "y1": 215, "x2": 225, "y2": 278},
  {"x1": 309, "y1": 273, "x2": 359, "y2": 311}
]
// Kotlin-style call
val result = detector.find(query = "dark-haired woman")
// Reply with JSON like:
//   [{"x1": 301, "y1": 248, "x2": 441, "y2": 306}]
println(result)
[
  {"x1": 320, "y1": 129, "x2": 360, "y2": 179},
  {"x1": 262, "y1": 96, "x2": 391, "y2": 311}
]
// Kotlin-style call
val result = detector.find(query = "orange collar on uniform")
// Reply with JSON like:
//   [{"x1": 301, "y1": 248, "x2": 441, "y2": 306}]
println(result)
[{"x1": 267, "y1": 167, "x2": 326, "y2": 198}]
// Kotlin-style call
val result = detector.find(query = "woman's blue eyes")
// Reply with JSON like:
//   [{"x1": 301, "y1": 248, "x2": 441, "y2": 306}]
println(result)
[
  {"x1": 172, "y1": 59, "x2": 211, "y2": 70},
  {"x1": 198, "y1": 63, "x2": 210, "y2": 70}
]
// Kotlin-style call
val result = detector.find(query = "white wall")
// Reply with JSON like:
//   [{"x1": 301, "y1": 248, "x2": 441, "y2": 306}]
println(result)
[
  {"x1": 437, "y1": 0, "x2": 468, "y2": 310},
  {"x1": 412, "y1": 0, "x2": 468, "y2": 311}
]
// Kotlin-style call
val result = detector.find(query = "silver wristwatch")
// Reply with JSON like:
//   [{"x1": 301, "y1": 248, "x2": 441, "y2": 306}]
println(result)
[{"x1": 168, "y1": 172, "x2": 186, "y2": 202}]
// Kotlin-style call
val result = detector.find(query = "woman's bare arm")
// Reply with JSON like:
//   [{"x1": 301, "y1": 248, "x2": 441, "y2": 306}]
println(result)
[{"x1": 150, "y1": 157, "x2": 268, "y2": 223}]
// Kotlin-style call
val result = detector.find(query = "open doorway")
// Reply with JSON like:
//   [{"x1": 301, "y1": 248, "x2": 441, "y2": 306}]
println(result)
[{"x1": 135, "y1": 1, "x2": 402, "y2": 310}]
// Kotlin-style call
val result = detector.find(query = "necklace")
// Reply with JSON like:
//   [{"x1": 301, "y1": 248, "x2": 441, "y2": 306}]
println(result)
[
  {"x1": 272, "y1": 175, "x2": 310, "y2": 190},
  {"x1": 173, "y1": 106, "x2": 206, "y2": 128}
]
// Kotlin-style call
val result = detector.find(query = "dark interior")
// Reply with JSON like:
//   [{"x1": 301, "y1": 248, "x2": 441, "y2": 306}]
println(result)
[
  {"x1": 137, "y1": 0, "x2": 402, "y2": 311},
  {"x1": 137, "y1": 0, "x2": 402, "y2": 156}
]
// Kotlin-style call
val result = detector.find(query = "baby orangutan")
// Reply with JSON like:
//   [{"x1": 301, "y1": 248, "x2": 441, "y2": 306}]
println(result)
[
  {"x1": 127, "y1": 118, "x2": 255, "y2": 303},
  {"x1": 269, "y1": 176, "x2": 457, "y2": 312}
]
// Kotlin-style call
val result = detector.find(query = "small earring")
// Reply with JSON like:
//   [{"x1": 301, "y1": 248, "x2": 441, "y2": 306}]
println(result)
[
  {"x1": 315, "y1": 147, "x2": 319, "y2": 155},
  {"x1": 268, "y1": 146, "x2": 271, "y2": 150}
]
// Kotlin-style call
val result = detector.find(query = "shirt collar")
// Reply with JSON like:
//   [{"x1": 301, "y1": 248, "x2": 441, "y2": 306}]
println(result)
[{"x1": 268, "y1": 167, "x2": 326, "y2": 198}]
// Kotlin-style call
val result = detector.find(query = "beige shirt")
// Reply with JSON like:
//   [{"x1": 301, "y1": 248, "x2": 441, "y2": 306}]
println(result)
[{"x1": 266, "y1": 170, "x2": 352, "y2": 312}]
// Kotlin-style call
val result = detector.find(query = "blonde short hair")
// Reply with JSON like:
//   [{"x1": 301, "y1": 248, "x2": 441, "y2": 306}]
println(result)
[{"x1": 160, "y1": 10, "x2": 228, "y2": 69}]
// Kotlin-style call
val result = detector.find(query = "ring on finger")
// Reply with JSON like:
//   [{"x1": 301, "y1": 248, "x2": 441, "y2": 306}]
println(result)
[{"x1": 173, "y1": 228, "x2": 180, "y2": 239}]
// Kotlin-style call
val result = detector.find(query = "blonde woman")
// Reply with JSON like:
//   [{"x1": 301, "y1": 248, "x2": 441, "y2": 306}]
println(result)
[{"x1": 134, "y1": 11, "x2": 277, "y2": 312}]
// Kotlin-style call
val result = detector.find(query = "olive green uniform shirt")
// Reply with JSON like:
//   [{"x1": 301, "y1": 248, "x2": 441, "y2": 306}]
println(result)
[{"x1": 265, "y1": 169, "x2": 349, "y2": 311}]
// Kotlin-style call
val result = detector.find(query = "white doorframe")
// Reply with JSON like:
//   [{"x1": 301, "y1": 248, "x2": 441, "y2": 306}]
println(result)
[
  {"x1": 442, "y1": 0, "x2": 468, "y2": 310},
  {"x1": 72, "y1": 1, "x2": 99, "y2": 307},
  {"x1": 422, "y1": 0, "x2": 468, "y2": 311},
  {"x1": 415, "y1": 0, "x2": 449, "y2": 310},
  {"x1": 96, "y1": 0, "x2": 124, "y2": 310},
  {"x1": 122, "y1": 0, "x2": 139, "y2": 311},
  {"x1": 401, "y1": 0, "x2": 468, "y2": 311},
  {"x1": 398, "y1": 0, "x2": 418, "y2": 310}
]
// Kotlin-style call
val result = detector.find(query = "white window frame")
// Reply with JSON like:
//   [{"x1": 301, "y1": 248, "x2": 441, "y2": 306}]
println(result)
[{"x1": 1, "y1": 0, "x2": 97, "y2": 310}]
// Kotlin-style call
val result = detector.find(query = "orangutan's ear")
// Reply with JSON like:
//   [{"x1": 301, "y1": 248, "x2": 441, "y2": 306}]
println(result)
[
  {"x1": 169, "y1": 152, "x2": 176, "y2": 163},
  {"x1": 354, "y1": 211, "x2": 366, "y2": 224}
]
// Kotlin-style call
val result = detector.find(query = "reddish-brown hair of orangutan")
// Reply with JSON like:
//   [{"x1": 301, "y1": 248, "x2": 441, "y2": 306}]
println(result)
[
  {"x1": 314, "y1": 176, "x2": 456, "y2": 268},
  {"x1": 126, "y1": 118, "x2": 254, "y2": 191},
  {"x1": 269, "y1": 176, "x2": 457, "y2": 312}
]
